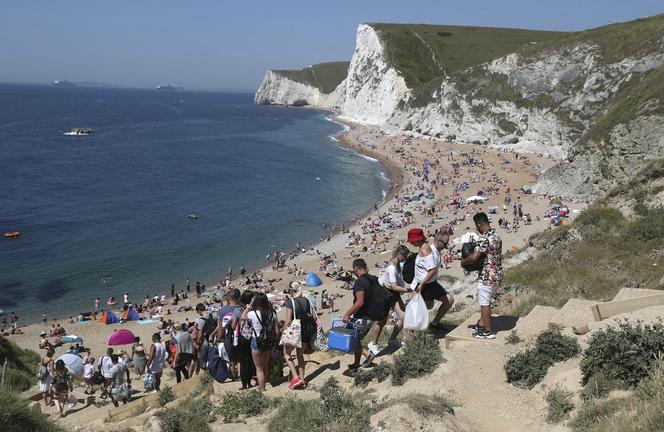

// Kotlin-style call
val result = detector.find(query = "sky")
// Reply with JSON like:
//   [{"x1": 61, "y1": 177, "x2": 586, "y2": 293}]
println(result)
[{"x1": 1, "y1": 1, "x2": 662, "y2": 91}]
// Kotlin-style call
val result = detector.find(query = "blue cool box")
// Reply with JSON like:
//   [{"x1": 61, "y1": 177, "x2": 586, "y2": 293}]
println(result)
[{"x1": 327, "y1": 326, "x2": 359, "y2": 353}]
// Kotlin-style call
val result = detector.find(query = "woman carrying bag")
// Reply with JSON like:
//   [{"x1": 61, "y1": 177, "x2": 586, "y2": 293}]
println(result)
[{"x1": 280, "y1": 282, "x2": 317, "y2": 390}]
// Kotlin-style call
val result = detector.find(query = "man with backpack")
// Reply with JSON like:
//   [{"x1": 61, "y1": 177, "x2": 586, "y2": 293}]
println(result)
[
  {"x1": 461, "y1": 212, "x2": 503, "y2": 339},
  {"x1": 191, "y1": 303, "x2": 216, "y2": 377},
  {"x1": 343, "y1": 258, "x2": 389, "y2": 372},
  {"x1": 215, "y1": 290, "x2": 242, "y2": 380}
]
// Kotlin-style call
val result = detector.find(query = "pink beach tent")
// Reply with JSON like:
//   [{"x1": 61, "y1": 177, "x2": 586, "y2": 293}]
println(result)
[{"x1": 108, "y1": 328, "x2": 136, "y2": 346}]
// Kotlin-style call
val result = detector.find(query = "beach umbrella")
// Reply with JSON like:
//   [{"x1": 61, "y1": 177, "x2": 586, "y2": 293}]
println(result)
[
  {"x1": 549, "y1": 198, "x2": 563, "y2": 206},
  {"x1": 305, "y1": 272, "x2": 323, "y2": 287},
  {"x1": 57, "y1": 353, "x2": 84, "y2": 376},
  {"x1": 108, "y1": 328, "x2": 136, "y2": 346},
  {"x1": 60, "y1": 335, "x2": 84, "y2": 344}
]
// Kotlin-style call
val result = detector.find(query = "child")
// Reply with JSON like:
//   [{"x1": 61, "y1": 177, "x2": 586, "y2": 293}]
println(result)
[{"x1": 84, "y1": 356, "x2": 96, "y2": 394}]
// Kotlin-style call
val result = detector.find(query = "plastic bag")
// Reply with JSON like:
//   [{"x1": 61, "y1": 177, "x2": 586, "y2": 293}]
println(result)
[{"x1": 403, "y1": 294, "x2": 429, "y2": 331}]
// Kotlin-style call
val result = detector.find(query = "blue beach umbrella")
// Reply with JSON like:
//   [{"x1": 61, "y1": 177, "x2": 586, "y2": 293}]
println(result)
[{"x1": 305, "y1": 272, "x2": 323, "y2": 287}]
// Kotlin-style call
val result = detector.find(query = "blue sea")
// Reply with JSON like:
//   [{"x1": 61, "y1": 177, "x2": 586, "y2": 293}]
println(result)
[{"x1": 0, "y1": 84, "x2": 389, "y2": 321}]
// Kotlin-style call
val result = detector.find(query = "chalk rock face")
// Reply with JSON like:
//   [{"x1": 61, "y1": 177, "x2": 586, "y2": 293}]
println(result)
[{"x1": 254, "y1": 70, "x2": 345, "y2": 109}]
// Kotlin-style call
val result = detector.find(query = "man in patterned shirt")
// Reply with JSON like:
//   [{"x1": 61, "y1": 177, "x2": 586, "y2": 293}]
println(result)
[{"x1": 461, "y1": 212, "x2": 503, "y2": 339}]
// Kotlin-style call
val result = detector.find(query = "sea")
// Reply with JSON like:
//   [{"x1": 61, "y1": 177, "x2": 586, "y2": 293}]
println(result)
[{"x1": 0, "y1": 84, "x2": 390, "y2": 322}]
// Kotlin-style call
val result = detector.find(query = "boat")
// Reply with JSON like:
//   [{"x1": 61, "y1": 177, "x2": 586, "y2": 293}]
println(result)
[
  {"x1": 4, "y1": 231, "x2": 20, "y2": 238},
  {"x1": 64, "y1": 128, "x2": 94, "y2": 136},
  {"x1": 156, "y1": 84, "x2": 177, "y2": 91},
  {"x1": 188, "y1": 213, "x2": 198, "y2": 220},
  {"x1": 53, "y1": 80, "x2": 76, "y2": 87}
]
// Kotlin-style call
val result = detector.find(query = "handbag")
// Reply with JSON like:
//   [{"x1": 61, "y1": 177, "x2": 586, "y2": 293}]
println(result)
[
  {"x1": 143, "y1": 373, "x2": 156, "y2": 392},
  {"x1": 111, "y1": 383, "x2": 130, "y2": 401},
  {"x1": 279, "y1": 298, "x2": 302, "y2": 348},
  {"x1": 403, "y1": 293, "x2": 429, "y2": 331},
  {"x1": 312, "y1": 320, "x2": 329, "y2": 352}
]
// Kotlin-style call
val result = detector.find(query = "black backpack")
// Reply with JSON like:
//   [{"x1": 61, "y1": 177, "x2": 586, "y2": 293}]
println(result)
[
  {"x1": 201, "y1": 313, "x2": 217, "y2": 343},
  {"x1": 253, "y1": 311, "x2": 276, "y2": 350},
  {"x1": 461, "y1": 241, "x2": 485, "y2": 272},
  {"x1": 293, "y1": 297, "x2": 317, "y2": 341},
  {"x1": 402, "y1": 253, "x2": 418, "y2": 284},
  {"x1": 361, "y1": 274, "x2": 390, "y2": 321}
]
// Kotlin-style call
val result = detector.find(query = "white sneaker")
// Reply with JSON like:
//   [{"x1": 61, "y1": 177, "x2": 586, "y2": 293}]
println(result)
[{"x1": 367, "y1": 341, "x2": 381, "y2": 356}]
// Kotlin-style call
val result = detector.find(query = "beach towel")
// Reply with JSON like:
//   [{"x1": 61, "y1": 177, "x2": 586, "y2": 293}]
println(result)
[{"x1": 137, "y1": 319, "x2": 158, "y2": 325}]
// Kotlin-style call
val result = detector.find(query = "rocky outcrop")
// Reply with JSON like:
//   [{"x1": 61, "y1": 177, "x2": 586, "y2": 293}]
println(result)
[{"x1": 256, "y1": 17, "x2": 664, "y2": 199}]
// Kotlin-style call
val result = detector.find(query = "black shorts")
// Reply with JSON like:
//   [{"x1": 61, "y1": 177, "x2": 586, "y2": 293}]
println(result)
[{"x1": 420, "y1": 281, "x2": 448, "y2": 302}]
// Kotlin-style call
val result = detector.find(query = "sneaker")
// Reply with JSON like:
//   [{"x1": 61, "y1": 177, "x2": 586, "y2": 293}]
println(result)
[
  {"x1": 388, "y1": 339, "x2": 404, "y2": 348},
  {"x1": 367, "y1": 341, "x2": 381, "y2": 356},
  {"x1": 429, "y1": 321, "x2": 444, "y2": 331},
  {"x1": 467, "y1": 320, "x2": 481, "y2": 331},
  {"x1": 361, "y1": 353, "x2": 375, "y2": 368},
  {"x1": 473, "y1": 328, "x2": 496, "y2": 339},
  {"x1": 288, "y1": 376, "x2": 304, "y2": 390},
  {"x1": 346, "y1": 363, "x2": 360, "y2": 376}
]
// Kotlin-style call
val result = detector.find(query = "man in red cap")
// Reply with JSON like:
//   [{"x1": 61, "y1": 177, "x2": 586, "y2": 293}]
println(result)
[{"x1": 407, "y1": 228, "x2": 454, "y2": 330}]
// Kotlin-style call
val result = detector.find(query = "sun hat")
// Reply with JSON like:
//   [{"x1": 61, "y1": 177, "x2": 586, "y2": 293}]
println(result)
[
  {"x1": 407, "y1": 228, "x2": 427, "y2": 243},
  {"x1": 287, "y1": 281, "x2": 302, "y2": 298}
]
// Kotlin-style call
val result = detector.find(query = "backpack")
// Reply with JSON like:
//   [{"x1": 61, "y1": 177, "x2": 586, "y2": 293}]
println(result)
[
  {"x1": 361, "y1": 274, "x2": 390, "y2": 321},
  {"x1": 221, "y1": 307, "x2": 240, "y2": 362},
  {"x1": 206, "y1": 344, "x2": 229, "y2": 383},
  {"x1": 253, "y1": 311, "x2": 276, "y2": 351},
  {"x1": 402, "y1": 253, "x2": 417, "y2": 284},
  {"x1": 462, "y1": 241, "x2": 485, "y2": 272},
  {"x1": 36, "y1": 364, "x2": 48, "y2": 380},
  {"x1": 54, "y1": 371, "x2": 70, "y2": 393},
  {"x1": 200, "y1": 313, "x2": 217, "y2": 343},
  {"x1": 293, "y1": 297, "x2": 317, "y2": 342}
]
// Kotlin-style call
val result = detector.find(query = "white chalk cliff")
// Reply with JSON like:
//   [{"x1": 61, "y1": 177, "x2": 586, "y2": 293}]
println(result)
[{"x1": 255, "y1": 21, "x2": 664, "y2": 199}]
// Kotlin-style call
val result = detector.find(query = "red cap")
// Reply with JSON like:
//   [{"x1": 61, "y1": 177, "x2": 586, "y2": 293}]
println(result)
[{"x1": 407, "y1": 228, "x2": 427, "y2": 244}]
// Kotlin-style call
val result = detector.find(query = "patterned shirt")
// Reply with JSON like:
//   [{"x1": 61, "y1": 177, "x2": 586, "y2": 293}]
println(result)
[{"x1": 475, "y1": 228, "x2": 503, "y2": 286}]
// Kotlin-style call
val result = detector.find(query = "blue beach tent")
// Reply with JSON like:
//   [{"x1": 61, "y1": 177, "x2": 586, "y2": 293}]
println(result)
[
  {"x1": 126, "y1": 308, "x2": 140, "y2": 321},
  {"x1": 305, "y1": 272, "x2": 323, "y2": 287}
]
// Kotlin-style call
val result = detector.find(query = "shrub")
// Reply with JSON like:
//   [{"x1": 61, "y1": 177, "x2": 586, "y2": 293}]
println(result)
[
  {"x1": 391, "y1": 334, "x2": 444, "y2": 386},
  {"x1": 0, "y1": 392, "x2": 63, "y2": 432},
  {"x1": 268, "y1": 377, "x2": 371, "y2": 432},
  {"x1": 569, "y1": 397, "x2": 628, "y2": 432},
  {"x1": 158, "y1": 396, "x2": 214, "y2": 432},
  {"x1": 505, "y1": 330, "x2": 523, "y2": 345},
  {"x1": 546, "y1": 387, "x2": 574, "y2": 423},
  {"x1": 580, "y1": 372, "x2": 623, "y2": 400},
  {"x1": 158, "y1": 386, "x2": 175, "y2": 407},
  {"x1": 216, "y1": 389, "x2": 271, "y2": 422},
  {"x1": 536, "y1": 329, "x2": 580, "y2": 362},
  {"x1": 401, "y1": 393, "x2": 457, "y2": 417},
  {"x1": 505, "y1": 329, "x2": 580, "y2": 389},
  {"x1": 580, "y1": 320, "x2": 664, "y2": 387},
  {"x1": 353, "y1": 362, "x2": 393, "y2": 388},
  {"x1": 626, "y1": 207, "x2": 664, "y2": 241},
  {"x1": 0, "y1": 336, "x2": 41, "y2": 392}
]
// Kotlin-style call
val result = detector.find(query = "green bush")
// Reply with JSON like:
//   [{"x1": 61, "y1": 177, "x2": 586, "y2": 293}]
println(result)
[
  {"x1": 580, "y1": 320, "x2": 664, "y2": 387},
  {"x1": 0, "y1": 392, "x2": 63, "y2": 432},
  {"x1": 626, "y1": 207, "x2": 664, "y2": 241},
  {"x1": 353, "y1": 362, "x2": 393, "y2": 388},
  {"x1": 391, "y1": 334, "x2": 444, "y2": 386},
  {"x1": 0, "y1": 336, "x2": 41, "y2": 392},
  {"x1": 505, "y1": 329, "x2": 580, "y2": 389},
  {"x1": 268, "y1": 377, "x2": 371, "y2": 432},
  {"x1": 570, "y1": 397, "x2": 628, "y2": 432},
  {"x1": 158, "y1": 386, "x2": 175, "y2": 407},
  {"x1": 546, "y1": 387, "x2": 574, "y2": 423},
  {"x1": 581, "y1": 372, "x2": 623, "y2": 400},
  {"x1": 505, "y1": 330, "x2": 523, "y2": 345},
  {"x1": 158, "y1": 396, "x2": 214, "y2": 432},
  {"x1": 216, "y1": 389, "x2": 271, "y2": 422},
  {"x1": 401, "y1": 393, "x2": 457, "y2": 417}
]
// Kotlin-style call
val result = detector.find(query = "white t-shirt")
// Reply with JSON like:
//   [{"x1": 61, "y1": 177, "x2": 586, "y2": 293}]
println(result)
[
  {"x1": 100, "y1": 356, "x2": 114, "y2": 379},
  {"x1": 385, "y1": 264, "x2": 404, "y2": 288},
  {"x1": 412, "y1": 243, "x2": 440, "y2": 289},
  {"x1": 149, "y1": 342, "x2": 165, "y2": 373},
  {"x1": 83, "y1": 364, "x2": 94, "y2": 379},
  {"x1": 247, "y1": 310, "x2": 275, "y2": 335}
]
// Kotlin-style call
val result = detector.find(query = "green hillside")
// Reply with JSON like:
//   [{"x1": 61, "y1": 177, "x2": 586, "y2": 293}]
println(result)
[
  {"x1": 370, "y1": 23, "x2": 564, "y2": 87},
  {"x1": 273, "y1": 61, "x2": 350, "y2": 94}
]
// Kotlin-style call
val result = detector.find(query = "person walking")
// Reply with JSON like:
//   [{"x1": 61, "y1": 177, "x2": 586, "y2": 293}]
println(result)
[
  {"x1": 99, "y1": 347, "x2": 114, "y2": 398},
  {"x1": 343, "y1": 258, "x2": 384, "y2": 371},
  {"x1": 173, "y1": 323, "x2": 195, "y2": 383},
  {"x1": 131, "y1": 337, "x2": 147, "y2": 377},
  {"x1": 241, "y1": 292, "x2": 277, "y2": 391},
  {"x1": 461, "y1": 212, "x2": 503, "y2": 339},
  {"x1": 215, "y1": 289, "x2": 242, "y2": 380},
  {"x1": 38, "y1": 348, "x2": 54, "y2": 406},
  {"x1": 407, "y1": 228, "x2": 455, "y2": 331},
  {"x1": 83, "y1": 356, "x2": 96, "y2": 394},
  {"x1": 146, "y1": 332, "x2": 165, "y2": 391},
  {"x1": 51, "y1": 359, "x2": 73, "y2": 417},
  {"x1": 236, "y1": 291, "x2": 256, "y2": 390},
  {"x1": 282, "y1": 282, "x2": 316, "y2": 390},
  {"x1": 109, "y1": 354, "x2": 131, "y2": 407}
]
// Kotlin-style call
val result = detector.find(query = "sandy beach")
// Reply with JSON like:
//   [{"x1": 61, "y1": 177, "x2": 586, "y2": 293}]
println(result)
[{"x1": 7, "y1": 119, "x2": 581, "y2": 425}]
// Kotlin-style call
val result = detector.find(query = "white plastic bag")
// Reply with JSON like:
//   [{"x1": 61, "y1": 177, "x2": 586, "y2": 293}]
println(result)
[{"x1": 403, "y1": 294, "x2": 429, "y2": 331}]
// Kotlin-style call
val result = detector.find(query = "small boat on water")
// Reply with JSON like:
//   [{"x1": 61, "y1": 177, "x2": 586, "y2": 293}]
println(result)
[
  {"x1": 64, "y1": 128, "x2": 94, "y2": 136},
  {"x1": 188, "y1": 213, "x2": 198, "y2": 220},
  {"x1": 4, "y1": 231, "x2": 20, "y2": 238}
]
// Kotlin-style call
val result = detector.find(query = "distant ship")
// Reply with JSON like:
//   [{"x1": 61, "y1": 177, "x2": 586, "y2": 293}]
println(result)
[
  {"x1": 156, "y1": 84, "x2": 177, "y2": 91},
  {"x1": 53, "y1": 80, "x2": 76, "y2": 87},
  {"x1": 64, "y1": 128, "x2": 94, "y2": 136}
]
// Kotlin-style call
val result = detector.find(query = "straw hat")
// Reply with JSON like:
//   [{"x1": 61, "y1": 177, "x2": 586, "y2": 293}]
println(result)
[{"x1": 287, "y1": 281, "x2": 303, "y2": 298}]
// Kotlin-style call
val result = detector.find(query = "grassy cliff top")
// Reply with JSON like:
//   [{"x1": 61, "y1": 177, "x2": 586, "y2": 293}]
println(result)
[
  {"x1": 369, "y1": 23, "x2": 564, "y2": 87},
  {"x1": 272, "y1": 61, "x2": 350, "y2": 94}
]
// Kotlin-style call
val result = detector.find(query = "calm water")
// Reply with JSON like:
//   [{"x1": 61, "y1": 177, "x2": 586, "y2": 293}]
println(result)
[{"x1": 0, "y1": 84, "x2": 389, "y2": 321}]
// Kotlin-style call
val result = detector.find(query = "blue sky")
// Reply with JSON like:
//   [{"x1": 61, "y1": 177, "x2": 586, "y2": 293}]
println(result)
[{"x1": 1, "y1": 1, "x2": 662, "y2": 90}]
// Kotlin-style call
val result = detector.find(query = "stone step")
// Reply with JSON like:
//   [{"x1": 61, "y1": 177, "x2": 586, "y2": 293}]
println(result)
[
  {"x1": 512, "y1": 305, "x2": 559, "y2": 340},
  {"x1": 444, "y1": 313, "x2": 519, "y2": 348},
  {"x1": 548, "y1": 298, "x2": 599, "y2": 329},
  {"x1": 612, "y1": 287, "x2": 664, "y2": 301}
]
